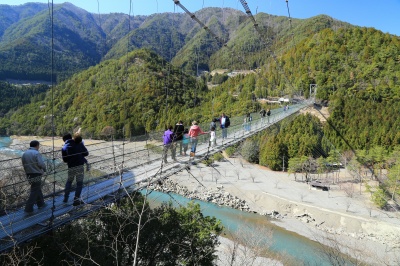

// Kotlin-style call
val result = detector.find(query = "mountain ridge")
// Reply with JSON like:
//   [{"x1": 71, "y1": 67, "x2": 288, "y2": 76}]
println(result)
[{"x1": 0, "y1": 3, "x2": 357, "y2": 81}]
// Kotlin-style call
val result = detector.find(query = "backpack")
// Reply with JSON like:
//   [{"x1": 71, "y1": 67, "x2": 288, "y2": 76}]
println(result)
[
  {"x1": 225, "y1": 116, "x2": 230, "y2": 127},
  {"x1": 267, "y1": 110, "x2": 271, "y2": 116}
]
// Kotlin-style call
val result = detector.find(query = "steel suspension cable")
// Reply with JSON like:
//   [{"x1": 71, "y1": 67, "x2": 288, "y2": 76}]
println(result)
[
  {"x1": 48, "y1": 0, "x2": 56, "y2": 226},
  {"x1": 172, "y1": 0, "x2": 227, "y2": 47},
  {"x1": 286, "y1": 0, "x2": 295, "y2": 51},
  {"x1": 238, "y1": 0, "x2": 296, "y2": 94}
]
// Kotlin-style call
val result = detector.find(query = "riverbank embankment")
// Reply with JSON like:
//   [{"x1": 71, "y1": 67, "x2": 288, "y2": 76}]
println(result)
[{"x1": 153, "y1": 154, "x2": 400, "y2": 265}]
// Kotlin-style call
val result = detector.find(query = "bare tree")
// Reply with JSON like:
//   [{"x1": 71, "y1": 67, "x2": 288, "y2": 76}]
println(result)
[
  {"x1": 313, "y1": 231, "x2": 372, "y2": 266},
  {"x1": 223, "y1": 167, "x2": 228, "y2": 178},
  {"x1": 220, "y1": 225, "x2": 285, "y2": 266},
  {"x1": 198, "y1": 171, "x2": 205, "y2": 181},
  {"x1": 234, "y1": 169, "x2": 241, "y2": 180},
  {"x1": 249, "y1": 173, "x2": 256, "y2": 183},
  {"x1": 214, "y1": 171, "x2": 220, "y2": 184},
  {"x1": 380, "y1": 246, "x2": 400, "y2": 266},
  {"x1": 343, "y1": 183, "x2": 355, "y2": 198},
  {"x1": 0, "y1": 243, "x2": 42, "y2": 265},
  {"x1": 300, "y1": 192, "x2": 307, "y2": 202},
  {"x1": 365, "y1": 203, "x2": 374, "y2": 217},
  {"x1": 345, "y1": 199, "x2": 352, "y2": 212}
]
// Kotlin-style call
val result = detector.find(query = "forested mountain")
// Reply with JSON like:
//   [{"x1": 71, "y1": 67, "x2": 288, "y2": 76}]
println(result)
[
  {"x1": 0, "y1": 3, "x2": 353, "y2": 82},
  {"x1": 0, "y1": 49, "x2": 210, "y2": 137},
  {"x1": 104, "y1": 12, "x2": 188, "y2": 62},
  {"x1": 0, "y1": 3, "x2": 143, "y2": 81},
  {"x1": 0, "y1": 82, "x2": 48, "y2": 120},
  {"x1": 0, "y1": 2, "x2": 399, "y2": 151},
  {"x1": 0, "y1": 3, "x2": 47, "y2": 36}
]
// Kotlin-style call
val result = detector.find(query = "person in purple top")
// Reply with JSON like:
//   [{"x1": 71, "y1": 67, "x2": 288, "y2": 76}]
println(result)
[{"x1": 163, "y1": 125, "x2": 176, "y2": 163}]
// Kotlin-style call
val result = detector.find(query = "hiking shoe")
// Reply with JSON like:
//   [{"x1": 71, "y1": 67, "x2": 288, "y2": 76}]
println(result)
[
  {"x1": 24, "y1": 209, "x2": 34, "y2": 216},
  {"x1": 73, "y1": 199, "x2": 84, "y2": 206},
  {"x1": 38, "y1": 203, "x2": 47, "y2": 209}
]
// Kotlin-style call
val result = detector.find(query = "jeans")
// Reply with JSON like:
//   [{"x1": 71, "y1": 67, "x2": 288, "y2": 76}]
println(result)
[
  {"x1": 64, "y1": 165, "x2": 84, "y2": 200},
  {"x1": 221, "y1": 128, "x2": 228, "y2": 139},
  {"x1": 176, "y1": 141, "x2": 183, "y2": 154},
  {"x1": 190, "y1": 138, "x2": 198, "y2": 153},
  {"x1": 25, "y1": 173, "x2": 45, "y2": 212},
  {"x1": 182, "y1": 143, "x2": 188, "y2": 154},
  {"x1": 163, "y1": 143, "x2": 176, "y2": 162}
]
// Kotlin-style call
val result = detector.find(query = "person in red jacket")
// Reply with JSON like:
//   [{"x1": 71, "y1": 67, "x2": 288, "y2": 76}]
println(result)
[{"x1": 188, "y1": 121, "x2": 208, "y2": 154}]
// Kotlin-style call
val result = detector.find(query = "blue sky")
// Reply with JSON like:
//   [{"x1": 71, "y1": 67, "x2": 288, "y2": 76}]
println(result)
[{"x1": 2, "y1": 0, "x2": 400, "y2": 36}]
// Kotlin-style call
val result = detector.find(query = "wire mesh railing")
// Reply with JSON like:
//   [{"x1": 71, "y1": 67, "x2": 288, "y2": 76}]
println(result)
[
  {"x1": 0, "y1": 101, "x2": 310, "y2": 212},
  {"x1": 0, "y1": 100, "x2": 311, "y2": 251}
]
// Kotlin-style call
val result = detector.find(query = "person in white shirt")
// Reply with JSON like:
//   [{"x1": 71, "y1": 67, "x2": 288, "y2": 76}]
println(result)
[
  {"x1": 210, "y1": 127, "x2": 216, "y2": 149},
  {"x1": 219, "y1": 113, "x2": 230, "y2": 139}
]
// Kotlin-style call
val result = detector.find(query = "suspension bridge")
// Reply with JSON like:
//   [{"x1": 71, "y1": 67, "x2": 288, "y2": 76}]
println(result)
[
  {"x1": 0, "y1": 0, "x2": 313, "y2": 253},
  {"x1": 0, "y1": 100, "x2": 311, "y2": 252}
]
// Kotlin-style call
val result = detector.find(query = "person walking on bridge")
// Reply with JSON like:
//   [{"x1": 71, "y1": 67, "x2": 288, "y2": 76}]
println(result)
[
  {"x1": 173, "y1": 120, "x2": 185, "y2": 156},
  {"x1": 21, "y1": 140, "x2": 47, "y2": 214},
  {"x1": 189, "y1": 121, "x2": 208, "y2": 156},
  {"x1": 163, "y1": 125, "x2": 176, "y2": 163},
  {"x1": 259, "y1": 109, "x2": 266, "y2": 125},
  {"x1": 209, "y1": 127, "x2": 217, "y2": 149},
  {"x1": 244, "y1": 113, "x2": 252, "y2": 132},
  {"x1": 63, "y1": 133, "x2": 89, "y2": 206},
  {"x1": 219, "y1": 113, "x2": 230, "y2": 139},
  {"x1": 182, "y1": 128, "x2": 189, "y2": 156},
  {"x1": 210, "y1": 118, "x2": 218, "y2": 131}
]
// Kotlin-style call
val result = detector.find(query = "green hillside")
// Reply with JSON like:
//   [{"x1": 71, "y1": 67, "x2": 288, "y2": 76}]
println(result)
[
  {"x1": 0, "y1": 3, "x2": 106, "y2": 81},
  {"x1": 0, "y1": 49, "x2": 210, "y2": 137},
  {"x1": 0, "y1": 4, "x2": 398, "y2": 152}
]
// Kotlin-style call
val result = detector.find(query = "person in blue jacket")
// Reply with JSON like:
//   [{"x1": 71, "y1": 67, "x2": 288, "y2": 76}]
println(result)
[{"x1": 62, "y1": 133, "x2": 89, "y2": 206}]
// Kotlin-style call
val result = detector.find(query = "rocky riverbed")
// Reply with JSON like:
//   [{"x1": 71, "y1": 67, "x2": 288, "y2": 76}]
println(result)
[{"x1": 151, "y1": 157, "x2": 400, "y2": 265}]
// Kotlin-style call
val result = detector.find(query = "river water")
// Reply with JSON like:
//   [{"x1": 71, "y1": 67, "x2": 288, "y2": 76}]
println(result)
[
  {"x1": 0, "y1": 137, "x2": 351, "y2": 265},
  {"x1": 143, "y1": 190, "x2": 345, "y2": 266},
  {"x1": 0, "y1": 136, "x2": 16, "y2": 157}
]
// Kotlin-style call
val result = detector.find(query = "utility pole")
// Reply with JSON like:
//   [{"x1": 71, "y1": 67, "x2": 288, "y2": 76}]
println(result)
[{"x1": 282, "y1": 155, "x2": 285, "y2": 172}]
